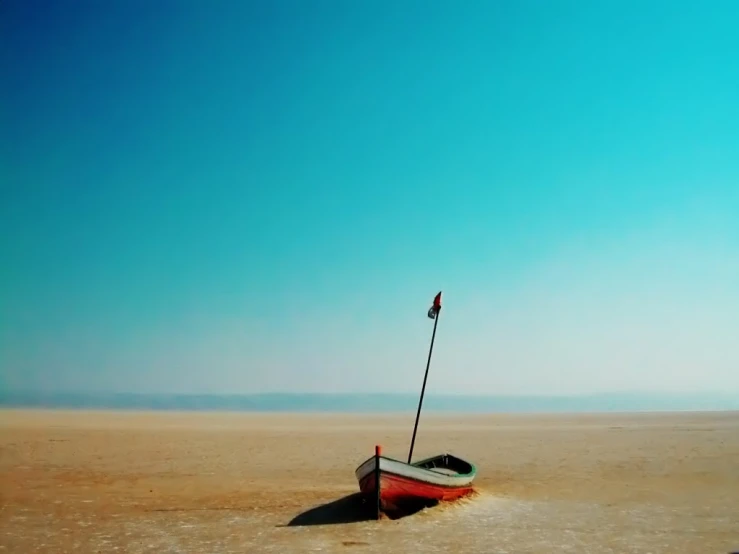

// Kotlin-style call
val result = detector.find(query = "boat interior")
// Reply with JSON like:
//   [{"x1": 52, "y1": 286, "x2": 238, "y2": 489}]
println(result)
[{"x1": 411, "y1": 453, "x2": 475, "y2": 476}]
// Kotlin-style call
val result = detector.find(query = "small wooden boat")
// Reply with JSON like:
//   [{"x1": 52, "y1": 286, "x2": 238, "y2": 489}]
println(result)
[
  {"x1": 356, "y1": 446, "x2": 476, "y2": 517},
  {"x1": 355, "y1": 292, "x2": 478, "y2": 518}
]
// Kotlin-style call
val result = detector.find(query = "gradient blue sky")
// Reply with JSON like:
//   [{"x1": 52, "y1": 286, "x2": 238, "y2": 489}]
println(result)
[{"x1": 2, "y1": 0, "x2": 738, "y2": 395}]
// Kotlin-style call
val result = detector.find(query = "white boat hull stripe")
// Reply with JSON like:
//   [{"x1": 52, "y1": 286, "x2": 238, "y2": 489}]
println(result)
[{"x1": 355, "y1": 456, "x2": 474, "y2": 488}]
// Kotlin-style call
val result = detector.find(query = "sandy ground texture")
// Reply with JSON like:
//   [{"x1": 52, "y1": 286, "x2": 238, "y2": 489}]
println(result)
[{"x1": 1, "y1": 409, "x2": 738, "y2": 554}]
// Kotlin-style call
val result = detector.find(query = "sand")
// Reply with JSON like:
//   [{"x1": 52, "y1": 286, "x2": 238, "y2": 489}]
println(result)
[{"x1": 1, "y1": 409, "x2": 737, "y2": 553}]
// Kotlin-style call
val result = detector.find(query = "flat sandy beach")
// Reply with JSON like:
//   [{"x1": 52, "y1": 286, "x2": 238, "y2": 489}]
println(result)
[{"x1": 1, "y1": 409, "x2": 737, "y2": 553}]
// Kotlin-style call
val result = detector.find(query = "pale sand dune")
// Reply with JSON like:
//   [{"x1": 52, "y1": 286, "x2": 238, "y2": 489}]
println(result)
[{"x1": 1, "y1": 409, "x2": 737, "y2": 553}]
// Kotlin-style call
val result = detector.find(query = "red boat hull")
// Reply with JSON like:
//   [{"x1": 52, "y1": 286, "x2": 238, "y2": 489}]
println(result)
[
  {"x1": 358, "y1": 471, "x2": 473, "y2": 512},
  {"x1": 355, "y1": 450, "x2": 476, "y2": 516}
]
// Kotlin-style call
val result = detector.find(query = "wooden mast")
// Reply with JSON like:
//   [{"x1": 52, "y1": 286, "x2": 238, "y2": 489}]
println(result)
[{"x1": 407, "y1": 291, "x2": 442, "y2": 464}]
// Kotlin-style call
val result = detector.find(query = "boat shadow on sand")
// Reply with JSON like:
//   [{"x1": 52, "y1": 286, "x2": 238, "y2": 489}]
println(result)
[{"x1": 284, "y1": 493, "x2": 438, "y2": 526}]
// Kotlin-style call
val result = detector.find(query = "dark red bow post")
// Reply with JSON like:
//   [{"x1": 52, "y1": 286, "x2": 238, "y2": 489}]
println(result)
[{"x1": 408, "y1": 291, "x2": 443, "y2": 463}]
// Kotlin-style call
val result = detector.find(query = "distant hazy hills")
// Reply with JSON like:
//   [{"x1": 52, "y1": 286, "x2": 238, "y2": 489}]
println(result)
[{"x1": 1, "y1": 391, "x2": 737, "y2": 413}]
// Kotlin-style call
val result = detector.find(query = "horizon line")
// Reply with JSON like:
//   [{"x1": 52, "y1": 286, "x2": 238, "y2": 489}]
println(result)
[{"x1": 2, "y1": 390, "x2": 736, "y2": 398}]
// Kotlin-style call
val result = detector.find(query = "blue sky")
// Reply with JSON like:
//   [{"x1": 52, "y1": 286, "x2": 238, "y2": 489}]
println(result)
[{"x1": 2, "y1": 0, "x2": 738, "y2": 395}]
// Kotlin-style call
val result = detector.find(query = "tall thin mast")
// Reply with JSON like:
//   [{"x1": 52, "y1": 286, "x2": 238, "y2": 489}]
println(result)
[{"x1": 407, "y1": 291, "x2": 442, "y2": 464}]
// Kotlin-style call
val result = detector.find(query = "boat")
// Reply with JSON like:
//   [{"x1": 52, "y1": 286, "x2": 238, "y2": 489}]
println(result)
[
  {"x1": 354, "y1": 291, "x2": 478, "y2": 518},
  {"x1": 355, "y1": 446, "x2": 476, "y2": 517}
]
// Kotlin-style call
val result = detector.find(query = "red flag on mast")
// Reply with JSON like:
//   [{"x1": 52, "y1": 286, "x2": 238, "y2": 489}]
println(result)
[{"x1": 427, "y1": 291, "x2": 442, "y2": 319}]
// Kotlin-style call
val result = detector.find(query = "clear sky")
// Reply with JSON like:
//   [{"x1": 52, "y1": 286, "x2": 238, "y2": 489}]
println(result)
[{"x1": 2, "y1": 0, "x2": 738, "y2": 396}]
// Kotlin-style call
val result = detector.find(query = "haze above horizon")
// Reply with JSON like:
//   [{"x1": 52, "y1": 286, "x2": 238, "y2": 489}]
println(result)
[{"x1": 2, "y1": 1, "x2": 738, "y2": 398}]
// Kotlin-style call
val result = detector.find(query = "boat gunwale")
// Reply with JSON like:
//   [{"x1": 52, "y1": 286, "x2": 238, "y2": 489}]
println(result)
[
  {"x1": 354, "y1": 453, "x2": 477, "y2": 486},
  {"x1": 358, "y1": 467, "x2": 477, "y2": 491}
]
